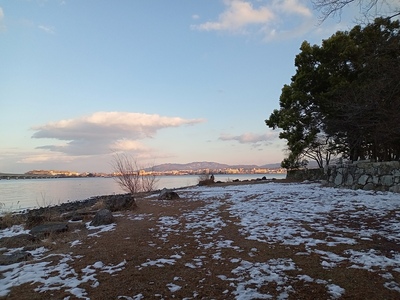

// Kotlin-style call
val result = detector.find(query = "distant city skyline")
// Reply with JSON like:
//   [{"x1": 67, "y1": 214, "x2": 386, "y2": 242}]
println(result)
[
  {"x1": 1, "y1": 160, "x2": 285, "y2": 176},
  {"x1": 1, "y1": 1, "x2": 361, "y2": 173}
]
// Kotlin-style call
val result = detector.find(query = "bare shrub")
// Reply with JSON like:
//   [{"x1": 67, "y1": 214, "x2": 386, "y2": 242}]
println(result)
[
  {"x1": 35, "y1": 192, "x2": 56, "y2": 208},
  {"x1": 111, "y1": 153, "x2": 159, "y2": 199},
  {"x1": 198, "y1": 173, "x2": 215, "y2": 186}
]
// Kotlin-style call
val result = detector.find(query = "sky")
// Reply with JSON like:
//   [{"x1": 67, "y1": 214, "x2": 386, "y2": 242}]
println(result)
[{"x1": 0, "y1": 0, "x2": 364, "y2": 173}]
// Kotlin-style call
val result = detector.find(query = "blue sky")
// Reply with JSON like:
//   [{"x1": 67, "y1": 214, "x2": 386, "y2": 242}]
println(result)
[{"x1": 1, "y1": 0, "x2": 360, "y2": 173}]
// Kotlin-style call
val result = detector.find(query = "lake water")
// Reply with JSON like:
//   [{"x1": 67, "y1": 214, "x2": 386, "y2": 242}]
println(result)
[{"x1": 0, "y1": 173, "x2": 286, "y2": 211}]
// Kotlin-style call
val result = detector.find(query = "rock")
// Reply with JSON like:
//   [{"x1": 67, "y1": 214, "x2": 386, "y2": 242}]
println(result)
[
  {"x1": 105, "y1": 194, "x2": 136, "y2": 211},
  {"x1": 381, "y1": 175, "x2": 393, "y2": 186},
  {"x1": 90, "y1": 209, "x2": 114, "y2": 226},
  {"x1": 30, "y1": 222, "x2": 69, "y2": 237},
  {"x1": 158, "y1": 188, "x2": 180, "y2": 200},
  {"x1": 0, "y1": 251, "x2": 32, "y2": 265},
  {"x1": 363, "y1": 183, "x2": 375, "y2": 191},
  {"x1": 358, "y1": 174, "x2": 370, "y2": 185},
  {"x1": 334, "y1": 173, "x2": 343, "y2": 186},
  {"x1": 389, "y1": 185, "x2": 400, "y2": 193}
]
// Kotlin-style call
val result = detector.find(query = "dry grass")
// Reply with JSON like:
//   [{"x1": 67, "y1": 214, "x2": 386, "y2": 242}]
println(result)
[
  {"x1": 0, "y1": 212, "x2": 23, "y2": 229},
  {"x1": 91, "y1": 198, "x2": 107, "y2": 210}
]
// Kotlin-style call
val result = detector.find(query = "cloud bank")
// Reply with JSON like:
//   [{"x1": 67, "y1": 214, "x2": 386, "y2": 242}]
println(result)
[
  {"x1": 32, "y1": 112, "x2": 205, "y2": 156},
  {"x1": 191, "y1": 0, "x2": 313, "y2": 40}
]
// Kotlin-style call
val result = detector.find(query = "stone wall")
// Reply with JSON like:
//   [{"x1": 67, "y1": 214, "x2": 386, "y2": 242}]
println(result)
[{"x1": 325, "y1": 161, "x2": 400, "y2": 193}]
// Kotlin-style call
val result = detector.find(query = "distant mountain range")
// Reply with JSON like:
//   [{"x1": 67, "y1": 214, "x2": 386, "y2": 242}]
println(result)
[{"x1": 152, "y1": 161, "x2": 282, "y2": 172}]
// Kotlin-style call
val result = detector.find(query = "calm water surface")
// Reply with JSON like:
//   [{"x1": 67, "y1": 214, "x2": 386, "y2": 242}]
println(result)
[{"x1": 0, "y1": 174, "x2": 285, "y2": 211}]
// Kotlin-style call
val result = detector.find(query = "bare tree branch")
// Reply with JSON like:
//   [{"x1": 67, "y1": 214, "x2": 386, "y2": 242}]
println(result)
[
  {"x1": 312, "y1": 0, "x2": 399, "y2": 22},
  {"x1": 111, "y1": 153, "x2": 159, "y2": 205}
]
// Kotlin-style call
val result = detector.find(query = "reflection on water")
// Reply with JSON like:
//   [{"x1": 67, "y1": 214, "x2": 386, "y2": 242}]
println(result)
[{"x1": 0, "y1": 174, "x2": 285, "y2": 211}]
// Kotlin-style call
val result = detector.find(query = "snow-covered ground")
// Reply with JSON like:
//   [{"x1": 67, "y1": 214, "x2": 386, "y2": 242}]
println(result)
[{"x1": 1, "y1": 182, "x2": 400, "y2": 299}]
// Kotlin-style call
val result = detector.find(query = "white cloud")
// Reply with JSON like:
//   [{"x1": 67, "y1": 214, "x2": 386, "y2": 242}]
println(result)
[
  {"x1": 192, "y1": 0, "x2": 274, "y2": 32},
  {"x1": 276, "y1": 0, "x2": 312, "y2": 17},
  {"x1": 219, "y1": 131, "x2": 278, "y2": 145},
  {"x1": 38, "y1": 25, "x2": 55, "y2": 34},
  {"x1": 31, "y1": 112, "x2": 205, "y2": 156},
  {"x1": 191, "y1": 0, "x2": 314, "y2": 40},
  {"x1": 110, "y1": 139, "x2": 149, "y2": 152}
]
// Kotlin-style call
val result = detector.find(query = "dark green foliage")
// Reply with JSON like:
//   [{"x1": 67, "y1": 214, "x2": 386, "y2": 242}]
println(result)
[{"x1": 266, "y1": 18, "x2": 400, "y2": 168}]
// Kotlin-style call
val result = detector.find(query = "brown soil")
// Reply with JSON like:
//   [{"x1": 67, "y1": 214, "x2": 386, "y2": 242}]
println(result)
[{"x1": 2, "y1": 181, "x2": 400, "y2": 300}]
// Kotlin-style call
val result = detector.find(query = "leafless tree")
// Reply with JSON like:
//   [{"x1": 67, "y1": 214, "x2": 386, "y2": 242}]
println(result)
[
  {"x1": 111, "y1": 153, "x2": 158, "y2": 203},
  {"x1": 312, "y1": 0, "x2": 400, "y2": 21},
  {"x1": 301, "y1": 133, "x2": 337, "y2": 168}
]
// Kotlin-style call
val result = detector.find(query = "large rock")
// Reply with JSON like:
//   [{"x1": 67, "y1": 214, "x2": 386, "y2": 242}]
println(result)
[
  {"x1": 0, "y1": 251, "x2": 32, "y2": 265},
  {"x1": 105, "y1": 194, "x2": 136, "y2": 211},
  {"x1": 158, "y1": 188, "x2": 180, "y2": 200},
  {"x1": 30, "y1": 222, "x2": 68, "y2": 237},
  {"x1": 90, "y1": 209, "x2": 114, "y2": 227}
]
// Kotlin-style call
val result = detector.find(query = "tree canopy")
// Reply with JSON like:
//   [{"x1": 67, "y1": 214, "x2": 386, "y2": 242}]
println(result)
[{"x1": 265, "y1": 17, "x2": 400, "y2": 169}]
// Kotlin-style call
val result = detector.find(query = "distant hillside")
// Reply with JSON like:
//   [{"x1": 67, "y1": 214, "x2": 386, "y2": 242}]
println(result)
[{"x1": 152, "y1": 161, "x2": 281, "y2": 172}]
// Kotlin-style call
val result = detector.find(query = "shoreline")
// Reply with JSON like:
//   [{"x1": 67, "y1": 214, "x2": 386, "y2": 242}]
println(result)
[{"x1": 1, "y1": 176, "x2": 291, "y2": 216}]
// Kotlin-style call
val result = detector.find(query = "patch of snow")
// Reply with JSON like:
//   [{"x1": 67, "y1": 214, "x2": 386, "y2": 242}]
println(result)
[
  {"x1": 327, "y1": 283, "x2": 345, "y2": 299},
  {"x1": 118, "y1": 294, "x2": 144, "y2": 300},
  {"x1": 139, "y1": 257, "x2": 178, "y2": 269},
  {"x1": 0, "y1": 225, "x2": 29, "y2": 238},
  {"x1": 128, "y1": 213, "x2": 153, "y2": 221},
  {"x1": 167, "y1": 282, "x2": 182, "y2": 292},
  {"x1": 70, "y1": 239, "x2": 82, "y2": 247},
  {"x1": 86, "y1": 222, "x2": 116, "y2": 237},
  {"x1": 0, "y1": 251, "x2": 126, "y2": 299}
]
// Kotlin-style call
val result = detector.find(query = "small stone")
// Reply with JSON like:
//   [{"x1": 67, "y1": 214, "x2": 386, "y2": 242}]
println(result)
[
  {"x1": 30, "y1": 222, "x2": 68, "y2": 237},
  {"x1": 158, "y1": 188, "x2": 180, "y2": 200}
]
